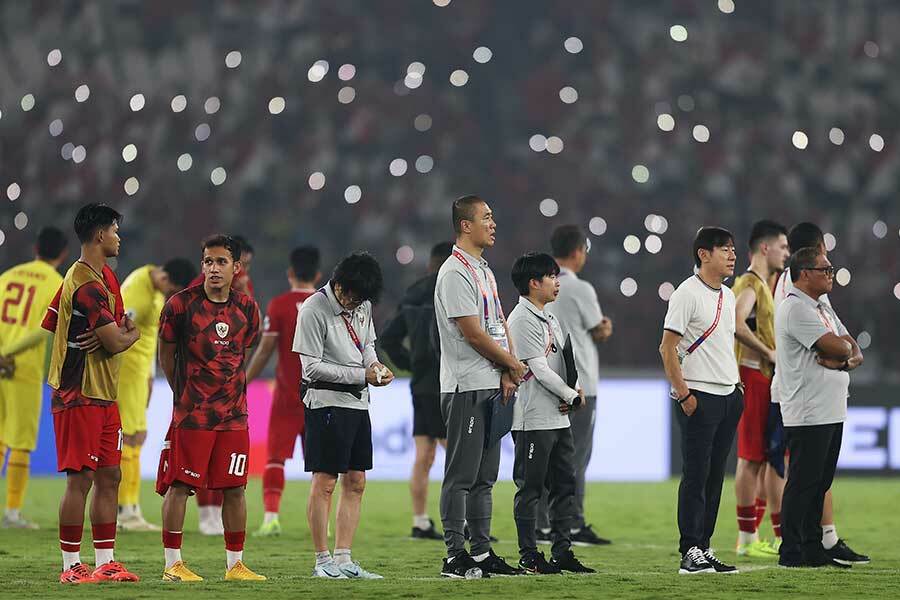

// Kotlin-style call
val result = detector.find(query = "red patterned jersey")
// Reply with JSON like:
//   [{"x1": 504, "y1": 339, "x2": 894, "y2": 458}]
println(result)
[
  {"x1": 159, "y1": 284, "x2": 260, "y2": 430},
  {"x1": 263, "y1": 289, "x2": 316, "y2": 410}
]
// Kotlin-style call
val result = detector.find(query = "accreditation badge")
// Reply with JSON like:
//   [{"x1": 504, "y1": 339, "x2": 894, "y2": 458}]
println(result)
[{"x1": 486, "y1": 322, "x2": 509, "y2": 352}]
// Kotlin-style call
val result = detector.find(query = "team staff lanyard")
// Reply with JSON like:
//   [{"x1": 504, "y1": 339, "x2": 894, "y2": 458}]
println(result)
[
  {"x1": 787, "y1": 293, "x2": 837, "y2": 334},
  {"x1": 340, "y1": 312, "x2": 364, "y2": 353},
  {"x1": 453, "y1": 249, "x2": 504, "y2": 324},
  {"x1": 685, "y1": 284, "x2": 724, "y2": 355}
]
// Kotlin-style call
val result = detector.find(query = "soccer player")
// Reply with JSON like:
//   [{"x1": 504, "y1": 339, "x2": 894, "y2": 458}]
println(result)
[
  {"x1": 245, "y1": 245, "x2": 322, "y2": 536},
  {"x1": 293, "y1": 252, "x2": 394, "y2": 579},
  {"x1": 507, "y1": 252, "x2": 594, "y2": 574},
  {"x1": 731, "y1": 220, "x2": 789, "y2": 557},
  {"x1": 380, "y1": 241, "x2": 453, "y2": 540},
  {"x1": 156, "y1": 234, "x2": 265, "y2": 582},
  {"x1": 116, "y1": 259, "x2": 197, "y2": 531},
  {"x1": 0, "y1": 227, "x2": 68, "y2": 529},
  {"x1": 42, "y1": 204, "x2": 141, "y2": 584},
  {"x1": 660, "y1": 227, "x2": 742, "y2": 574}
]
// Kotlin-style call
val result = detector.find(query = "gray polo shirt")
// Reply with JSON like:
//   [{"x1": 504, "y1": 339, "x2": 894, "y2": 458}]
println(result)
[
  {"x1": 546, "y1": 266, "x2": 603, "y2": 397},
  {"x1": 292, "y1": 282, "x2": 378, "y2": 411},
  {"x1": 509, "y1": 297, "x2": 575, "y2": 431},
  {"x1": 434, "y1": 245, "x2": 504, "y2": 393},
  {"x1": 774, "y1": 289, "x2": 849, "y2": 427}
]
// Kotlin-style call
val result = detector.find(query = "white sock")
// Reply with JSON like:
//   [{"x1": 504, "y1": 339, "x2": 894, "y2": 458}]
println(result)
[
  {"x1": 822, "y1": 524, "x2": 838, "y2": 550},
  {"x1": 95, "y1": 548, "x2": 114, "y2": 566},
  {"x1": 315, "y1": 551, "x2": 332, "y2": 567},
  {"x1": 62, "y1": 551, "x2": 81, "y2": 570},
  {"x1": 164, "y1": 548, "x2": 182, "y2": 569},
  {"x1": 333, "y1": 548, "x2": 352, "y2": 565},
  {"x1": 413, "y1": 514, "x2": 431, "y2": 530},
  {"x1": 211, "y1": 505, "x2": 223, "y2": 523},
  {"x1": 472, "y1": 551, "x2": 489, "y2": 562},
  {"x1": 5, "y1": 508, "x2": 20, "y2": 520},
  {"x1": 738, "y1": 530, "x2": 759, "y2": 545},
  {"x1": 264, "y1": 511, "x2": 279, "y2": 525},
  {"x1": 226, "y1": 550, "x2": 243, "y2": 570},
  {"x1": 198, "y1": 506, "x2": 211, "y2": 522}
]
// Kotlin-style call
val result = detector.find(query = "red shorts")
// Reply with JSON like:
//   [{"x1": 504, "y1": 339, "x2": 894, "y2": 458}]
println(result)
[
  {"x1": 268, "y1": 393, "x2": 305, "y2": 461},
  {"x1": 53, "y1": 404, "x2": 123, "y2": 473},
  {"x1": 155, "y1": 425, "x2": 250, "y2": 496},
  {"x1": 737, "y1": 366, "x2": 772, "y2": 462}
]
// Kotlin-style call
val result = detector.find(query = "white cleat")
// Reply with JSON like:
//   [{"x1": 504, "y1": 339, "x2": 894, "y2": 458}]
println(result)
[
  {"x1": 312, "y1": 560, "x2": 348, "y2": 579},
  {"x1": 338, "y1": 561, "x2": 384, "y2": 579}
]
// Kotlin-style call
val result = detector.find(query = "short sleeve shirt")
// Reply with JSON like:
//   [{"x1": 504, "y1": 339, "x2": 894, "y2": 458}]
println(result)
[
  {"x1": 265, "y1": 289, "x2": 316, "y2": 409},
  {"x1": 546, "y1": 267, "x2": 603, "y2": 396}
]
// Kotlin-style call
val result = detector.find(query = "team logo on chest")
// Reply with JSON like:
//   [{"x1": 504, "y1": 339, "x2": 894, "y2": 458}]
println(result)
[{"x1": 215, "y1": 322, "x2": 230, "y2": 338}]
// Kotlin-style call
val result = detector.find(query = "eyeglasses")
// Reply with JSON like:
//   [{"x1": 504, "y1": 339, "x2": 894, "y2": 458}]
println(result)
[{"x1": 802, "y1": 266, "x2": 835, "y2": 277}]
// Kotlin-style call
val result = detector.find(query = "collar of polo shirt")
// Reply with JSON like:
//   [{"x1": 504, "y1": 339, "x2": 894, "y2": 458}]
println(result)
[
  {"x1": 790, "y1": 287, "x2": 823, "y2": 308},
  {"x1": 453, "y1": 244, "x2": 489, "y2": 267},
  {"x1": 324, "y1": 281, "x2": 353, "y2": 316},
  {"x1": 558, "y1": 265, "x2": 576, "y2": 278},
  {"x1": 518, "y1": 295, "x2": 549, "y2": 321}
]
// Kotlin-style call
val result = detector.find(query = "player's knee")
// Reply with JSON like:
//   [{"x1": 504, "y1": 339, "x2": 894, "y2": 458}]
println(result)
[
  {"x1": 312, "y1": 473, "x2": 337, "y2": 496},
  {"x1": 222, "y1": 486, "x2": 245, "y2": 501},
  {"x1": 96, "y1": 466, "x2": 122, "y2": 489},
  {"x1": 66, "y1": 471, "x2": 94, "y2": 495},
  {"x1": 342, "y1": 471, "x2": 366, "y2": 496}
]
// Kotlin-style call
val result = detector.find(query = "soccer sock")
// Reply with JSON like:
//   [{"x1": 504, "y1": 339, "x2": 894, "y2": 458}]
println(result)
[
  {"x1": 163, "y1": 530, "x2": 183, "y2": 568},
  {"x1": 822, "y1": 524, "x2": 838, "y2": 550},
  {"x1": 5, "y1": 449, "x2": 30, "y2": 511},
  {"x1": 262, "y1": 462, "x2": 285, "y2": 514},
  {"x1": 128, "y1": 444, "x2": 143, "y2": 507},
  {"x1": 224, "y1": 530, "x2": 245, "y2": 569},
  {"x1": 737, "y1": 505, "x2": 758, "y2": 545},
  {"x1": 117, "y1": 445, "x2": 135, "y2": 508},
  {"x1": 315, "y1": 551, "x2": 332, "y2": 567},
  {"x1": 771, "y1": 512, "x2": 782, "y2": 540},
  {"x1": 60, "y1": 524, "x2": 83, "y2": 570},
  {"x1": 92, "y1": 522, "x2": 116, "y2": 566},
  {"x1": 754, "y1": 497, "x2": 767, "y2": 530},
  {"x1": 333, "y1": 548, "x2": 352, "y2": 565},
  {"x1": 413, "y1": 514, "x2": 431, "y2": 530}
]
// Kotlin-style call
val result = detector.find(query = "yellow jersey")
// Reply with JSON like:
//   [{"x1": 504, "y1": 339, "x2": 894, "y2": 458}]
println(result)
[
  {"x1": 0, "y1": 260, "x2": 63, "y2": 384},
  {"x1": 119, "y1": 265, "x2": 164, "y2": 378}
]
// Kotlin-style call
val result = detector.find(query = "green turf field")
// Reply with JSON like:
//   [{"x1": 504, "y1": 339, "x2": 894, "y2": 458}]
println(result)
[{"x1": 0, "y1": 477, "x2": 897, "y2": 598}]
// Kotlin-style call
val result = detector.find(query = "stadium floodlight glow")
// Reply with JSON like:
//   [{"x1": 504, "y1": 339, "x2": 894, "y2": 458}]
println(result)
[
  {"x1": 870, "y1": 134, "x2": 885, "y2": 152},
  {"x1": 718, "y1": 0, "x2": 735, "y2": 14},
  {"x1": 539, "y1": 198, "x2": 559, "y2": 217},
  {"x1": 670, "y1": 25, "x2": 688, "y2": 42},
  {"x1": 404, "y1": 73, "x2": 423, "y2": 89},
  {"x1": 824, "y1": 233, "x2": 836, "y2": 251},
  {"x1": 194, "y1": 123, "x2": 211, "y2": 142},
  {"x1": 308, "y1": 61, "x2": 328, "y2": 83},
  {"x1": 171, "y1": 95, "x2": 187, "y2": 112},
  {"x1": 344, "y1": 185, "x2": 362, "y2": 204},
  {"x1": 645, "y1": 235, "x2": 662, "y2": 254},
  {"x1": 632, "y1": 165, "x2": 650, "y2": 183},
  {"x1": 122, "y1": 144, "x2": 138, "y2": 163},
  {"x1": 677, "y1": 95, "x2": 695, "y2": 111},
  {"x1": 450, "y1": 69, "x2": 469, "y2": 87},
  {"x1": 559, "y1": 86, "x2": 579, "y2": 104},
  {"x1": 864, "y1": 41, "x2": 879, "y2": 58},
  {"x1": 433, "y1": 0, "x2": 451, "y2": 6},
  {"x1": 414, "y1": 114, "x2": 432, "y2": 132},
  {"x1": 473, "y1": 46, "x2": 493, "y2": 64},
  {"x1": 692, "y1": 124, "x2": 710, "y2": 143},
  {"x1": 792, "y1": 130, "x2": 809, "y2": 149},
  {"x1": 657, "y1": 113, "x2": 675, "y2": 131},
  {"x1": 14, "y1": 212, "x2": 28, "y2": 230},
  {"x1": 564, "y1": 37, "x2": 583, "y2": 54},
  {"x1": 873, "y1": 220, "x2": 888, "y2": 239},
  {"x1": 7, "y1": 183, "x2": 21, "y2": 201},
  {"x1": 415, "y1": 155, "x2": 434, "y2": 174},
  {"x1": 835, "y1": 268, "x2": 851, "y2": 287},
  {"x1": 529, "y1": 134, "x2": 547, "y2": 152},
  {"x1": 407, "y1": 62, "x2": 426, "y2": 76},
  {"x1": 396, "y1": 246, "x2": 415, "y2": 265},
  {"x1": 338, "y1": 64, "x2": 356, "y2": 81},
  {"x1": 389, "y1": 159, "x2": 408, "y2": 176},
  {"x1": 72, "y1": 145, "x2": 86, "y2": 164},
  {"x1": 268, "y1": 97, "x2": 286, "y2": 114},
  {"x1": 47, "y1": 49, "x2": 62, "y2": 66},
  {"x1": 177, "y1": 153, "x2": 193, "y2": 172},
  {"x1": 211, "y1": 167, "x2": 227, "y2": 186},
  {"x1": 658, "y1": 282, "x2": 675, "y2": 301},
  {"x1": 829, "y1": 127, "x2": 845, "y2": 145},
  {"x1": 856, "y1": 331, "x2": 871, "y2": 349},
  {"x1": 49, "y1": 119, "x2": 64, "y2": 137},
  {"x1": 338, "y1": 87, "x2": 356, "y2": 104},
  {"x1": 130, "y1": 93, "x2": 146, "y2": 112},
  {"x1": 308, "y1": 171, "x2": 325, "y2": 190},
  {"x1": 204, "y1": 97, "x2": 221, "y2": 114},
  {"x1": 589, "y1": 217, "x2": 607, "y2": 236},
  {"x1": 546, "y1": 136, "x2": 564, "y2": 154},
  {"x1": 624, "y1": 235, "x2": 641, "y2": 254},
  {"x1": 894, "y1": 283, "x2": 900, "y2": 300},
  {"x1": 0, "y1": 230, "x2": 4, "y2": 245},
  {"x1": 21, "y1": 94, "x2": 35, "y2": 112},
  {"x1": 225, "y1": 50, "x2": 242, "y2": 68},
  {"x1": 124, "y1": 177, "x2": 140, "y2": 196},
  {"x1": 61, "y1": 143, "x2": 74, "y2": 160},
  {"x1": 75, "y1": 84, "x2": 90, "y2": 103},
  {"x1": 620, "y1": 278, "x2": 638, "y2": 297}
]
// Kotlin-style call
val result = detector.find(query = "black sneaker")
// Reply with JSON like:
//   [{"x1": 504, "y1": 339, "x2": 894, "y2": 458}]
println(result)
[
  {"x1": 411, "y1": 519, "x2": 443, "y2": 540},
  {"x1": 475, "y1": 550, "x2": 525, "y2": 576},
  {"x1": 441, "y1": 553, "x2": 488, "y2": 579},
  {"x1": 464, "y1": 523, "x2": 498, "y2": 543},
  {"x1": 826, "y1": 539, "x2": 870, "y2": 565},
  {"x1": 804, "y1": 548, "x2": 851, "y2": 569},
  {"x1": 550, "y1": 550, "x2": 596, "y2": 574},
  {"x1": 518, "y1": 550, "x2": 560, "y2": 575},
  {"x1": 703, "y1": 550, "x2": 738, "y2": 574},
  {"x1": 535, "y1": 529, "x2": 552, "y2": 545},
  {"x1": 570, "y1": 524, "x2": 612, "y2": 546},
  {"x1": 679, "y1": 546, "x2": 715, "y2": 575}
]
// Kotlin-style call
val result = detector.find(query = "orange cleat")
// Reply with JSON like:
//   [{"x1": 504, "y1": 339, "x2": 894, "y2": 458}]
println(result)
[
  {"x1": 92, "y1": 561, "x2": 140, "y2": 582},
  {"x1": 60, "y1": 563, "x2": 98, "y2": 584}
]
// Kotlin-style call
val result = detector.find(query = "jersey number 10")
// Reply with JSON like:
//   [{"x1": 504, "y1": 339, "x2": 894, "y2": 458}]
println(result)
[
  {"x1": 1, "y1": 282, "x2": 36, "y2": 325},
  {"x1": 227, "y1": 452, "x2": 247, "y2": 477}
]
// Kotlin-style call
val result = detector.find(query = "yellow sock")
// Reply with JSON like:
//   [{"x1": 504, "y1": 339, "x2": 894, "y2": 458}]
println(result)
[
  {"x1": 118, "y1": 445, "x2": 135, "y2": 507},
  {"x1": 0, "y1": 442, "x2": 7, "y2": 465},
  {"x1": 6, "y1": 449, "x2": 30, "y2": 510},
  {"x1": 128, "y1": 444, "x2": 143, "y2": 506}
]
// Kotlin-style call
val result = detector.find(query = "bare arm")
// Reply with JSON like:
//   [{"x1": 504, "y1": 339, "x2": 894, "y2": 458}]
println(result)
[
  {"x1": 813, "y1": 333, "x2": 852, "y2": 361},
  {"x1": 733, "y1": 288, "x2": 776, "y2": 362},
  {"x1": 93, "y1": 317, "x2": 140, "y2": 354},
  {"x1": 158, "y1": 340, "x2": 177, "y2": 392},
  {"x1": 245, "y1": 334, "x2": 278, "y2": 382},
  {"x1": 588, "y1": 317, "x2": 613, "y2": 343},
  {"x1": 659, "y1": 330, "x2": 696, "y2": 416},
  {"x1": 818, "y1": 335, "x2": 863, "y2": 371}
]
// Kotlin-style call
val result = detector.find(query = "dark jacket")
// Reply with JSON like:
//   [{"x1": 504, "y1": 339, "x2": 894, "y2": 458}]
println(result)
[{"x1": 380, "y1": 274, "x2": 440, "y2": 395}]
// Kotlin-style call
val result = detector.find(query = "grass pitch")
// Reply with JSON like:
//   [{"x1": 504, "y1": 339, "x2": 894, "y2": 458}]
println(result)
[{"x1": 0, "y1": 477, "x2": 897, "y2": 599}]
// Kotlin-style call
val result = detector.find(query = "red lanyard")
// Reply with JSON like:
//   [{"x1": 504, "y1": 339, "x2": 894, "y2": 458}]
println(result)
[
  {"x1": 453, "y1": 249, "x2": 504, "y2": 323},
  {"x1": 788, "y1": 293, "x2": 837, "y2": 334},
  {"x1": 340, "y1": 313, "x2": 364, "y2": 353},
  {"x1": 686, "y1": 287, "x2": 724, "y2": 354}
]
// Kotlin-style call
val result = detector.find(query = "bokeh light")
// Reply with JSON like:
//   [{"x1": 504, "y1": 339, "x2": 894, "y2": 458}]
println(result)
[
  {"x1": 211, "y1": 167, "x2": 227, "y2": 186},
  {"x1": 620, "y1": 278, "x2": 638, "y2": 297},
  {"x1": 308, "y1": 171, "x2": 325, "y2": 190},
  {"x1": 624, "y1": 235, "x2": 641, "y2": 254},
  {"x1": 589, "y1": 217, "x2": 607, "y2": 236},
  {"x1": 344, "y1": 185, "x2": 362, "y2": 204},
  {"x1": 539, "y1": 198, "x2": 559, "y2": 217},
  {"x1": 396, "y1": 246, "x2": 415, "y2": 265}
]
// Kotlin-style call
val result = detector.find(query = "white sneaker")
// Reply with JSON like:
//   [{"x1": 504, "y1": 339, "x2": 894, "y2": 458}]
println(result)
[
  {"x1": 2, "y1": 513, "x2": 39, "y2": 529},
  {"x1": 338, "y1": 561, "x2": 383, "y2": 579},
  {"x1": 198, "y1": 517, "x2": 224, "y2": 536},
  {"x1": 312, "y1": 560, "x2": 348, "y2": 579},
  {"x1": 119, "y1": 513, "x2": 162, "y2": 532}
]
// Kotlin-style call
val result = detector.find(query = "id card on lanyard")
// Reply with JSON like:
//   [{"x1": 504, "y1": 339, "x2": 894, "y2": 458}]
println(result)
[{"x1": 453, "y1": 249, "x2": 508, "y2": 351}]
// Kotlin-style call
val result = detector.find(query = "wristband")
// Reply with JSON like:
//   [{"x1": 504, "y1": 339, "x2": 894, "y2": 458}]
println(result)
[{"x1": 677, "y1": 393, "x2": 692, "y2": 405}]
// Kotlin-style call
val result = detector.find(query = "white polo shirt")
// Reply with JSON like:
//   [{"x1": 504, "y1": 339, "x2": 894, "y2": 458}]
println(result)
[{"x1": 663, "y1": 275, "x2": 739, "y2": 396}]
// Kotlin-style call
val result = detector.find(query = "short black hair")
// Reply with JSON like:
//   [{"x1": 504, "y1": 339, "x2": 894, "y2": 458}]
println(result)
[
  {"x1": 693, "y1": 226, "x2": 735, "y2": 267},
  {"x1": 332, "y1": 252, "x2": 383, "y2": 303},
  {"x1": 230, "y1": 234, "x2": 254, "y2": 256},
  {"x1": 162, "y1": 258, "x2": 198, "y2": 289},
  {"x1": 550, "y1": 225, "x2": 587, "y2": 258},
  {"x1": 787, "y1": 222, "x2": 824, "y2": 253},
  {"x1": 430, "y1": 241, "x2": 454, "y2": 260},
  {"x1": 290, "y1": 245, "x2": 321, "y2": 281},
  {"x1": 511, "y1": 252, "x2": 560, "y2": 296},
  {"x1": 74, "y1": 203, "x2": 122, "y2": 243},
  {"x1": 748, "y1": 220, "x2": 787, "y2": 252},
  {"x1": 452, "y1": 195, "x2": 484, "y2": 234},
  {"x1": 789, "y1": 246, "x2": 823, "y2": 282},
  {"x1": 36, "y1": 227, "x2": 67, "y2": 260},
  {"x1": 201, "y1": 234, "x2": 240, "y2": 261}
]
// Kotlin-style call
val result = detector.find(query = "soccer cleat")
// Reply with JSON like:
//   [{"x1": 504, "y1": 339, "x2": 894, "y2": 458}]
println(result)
[
  {"x1": 163, "y1": 561, "x2": 204, "y2": 582},
  {"x1": 312, "y1": 559, "x2": 349, "y2": 579},
  {"x1": 441, "y1": 553, "x2": 486, "y2": 579},
  {"x1": 570, "y1": 524, "x2": 612, "y2": 546},
  {"x1": 737, "y1": 539, "x2": 778, "y2": 558},
  {"x1": 476, "y1": 550, "x2": 525, "y2": 576},
  {"x1": 60, "y1": 563, "x2": 98, "y2": 584},
  {"x1": 118, "y1": 513, "x2": 162, "y2": 532},
  {"x1": 199, "y1": 517, "x2": 225, "y2": 536},
  {"x1": 535, "y1": 529, "x2": 553, "y2": 545},
  {"x1": 518, "y1": 550, "x2": 560, "y2": 575},
  {"x1": 411, "y1": 518, "x2": 443, "y2": 540},
  {"x1": 253, "y1": 518, "x2": 282, "y2": 537},
  {"x1": 703, "y1": 550, "x2": 738, "y2": 574},
  {"x1": 2, "y1": 513, "x2": 39, "y2": 530},
  {"x1": 224, "y1": 560, "x2": 267, "y2": 581},
  {"x1": 338, "y1": 561, "x2": 384, "y2": 579},
  {"x1": 550, "y1": 550, "x2": 596, "y2": 574},
  {"x1": 92, "y1": 561, "x2": 140, "y2": 582},
  {"x1": 826, "y1": 539, "x2": 870, "y2": 565},
  {"x1": 679, "y1": 546, "x2": 716, "y2": 574}
]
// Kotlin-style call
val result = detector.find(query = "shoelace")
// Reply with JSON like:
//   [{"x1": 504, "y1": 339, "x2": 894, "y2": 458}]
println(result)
[
  {"x1": 71, "y1": 564, "x2": 93, "y2": 578},
  {"x1": 704, "y1": 551, "x2": 725, "y2": 567},
  {"x1": 686, "y1": 547, "x2": 707, "y2": 563}
]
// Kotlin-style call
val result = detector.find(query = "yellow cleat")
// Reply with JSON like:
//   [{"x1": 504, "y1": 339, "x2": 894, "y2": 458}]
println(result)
[
  {"x1": 162, "y1": 561, "x2": 204, "y2": 582},
  {"x1": 736, "y1": 540, "x2": 779, "y2": 558},
  {"x1": 225, "y1": 560, "x2": 267, "y2": 581}
]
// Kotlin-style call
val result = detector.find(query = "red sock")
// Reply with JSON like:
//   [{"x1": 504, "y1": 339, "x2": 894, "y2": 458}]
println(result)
[
  {"x1": 197, "y1": 488, "x2": 224, "y2": 506},
  {"x1": 755, "y1": 497, "x2": 767, "y2": 529},
  {"x1": 60, "y1": 524, "x2": 83, "y2": 554},
  {"x1": 162, "y1": 530, "x2": 183, "y2": 549},
  {"x1": 737, "y1": 505, "x2": 757, "y2": 534},
  {"x1": 263, "y1": 462, "x2": 285, "y2": 513},
  {"x1": 92, "y1": 522, "x2": 116, "y2": 552},
  {"x1": 224, "y1": 530, "x2": 246, "y2": 552},
  {"x1": 771, "y1": 512, "x2": 782, "y2": 538}
]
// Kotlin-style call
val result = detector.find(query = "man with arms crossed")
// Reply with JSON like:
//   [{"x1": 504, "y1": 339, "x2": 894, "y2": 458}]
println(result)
[
  {"x1": 246, "y1": 245, "x2": 321, "y2": 536},
  {"x1": 435, "y1": 195, "x2": 527, "y2": 578},
  {"x1": 156, "y1": 235, "x2": 265, "y2": 582},
  {"x1": 775, "y1": 247, "x2": 863, "y2": 568},
  {"x1": 294, "y1": 252, "x2": 393, "y2": 579},
  {"x1": 660, "y1": 227, "x2": 742, "y2": 575}
]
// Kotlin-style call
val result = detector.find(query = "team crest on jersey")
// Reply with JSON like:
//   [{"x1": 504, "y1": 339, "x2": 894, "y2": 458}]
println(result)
[{"x1": 215, "y1": 322, "x2": 229, "y2": 338}]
